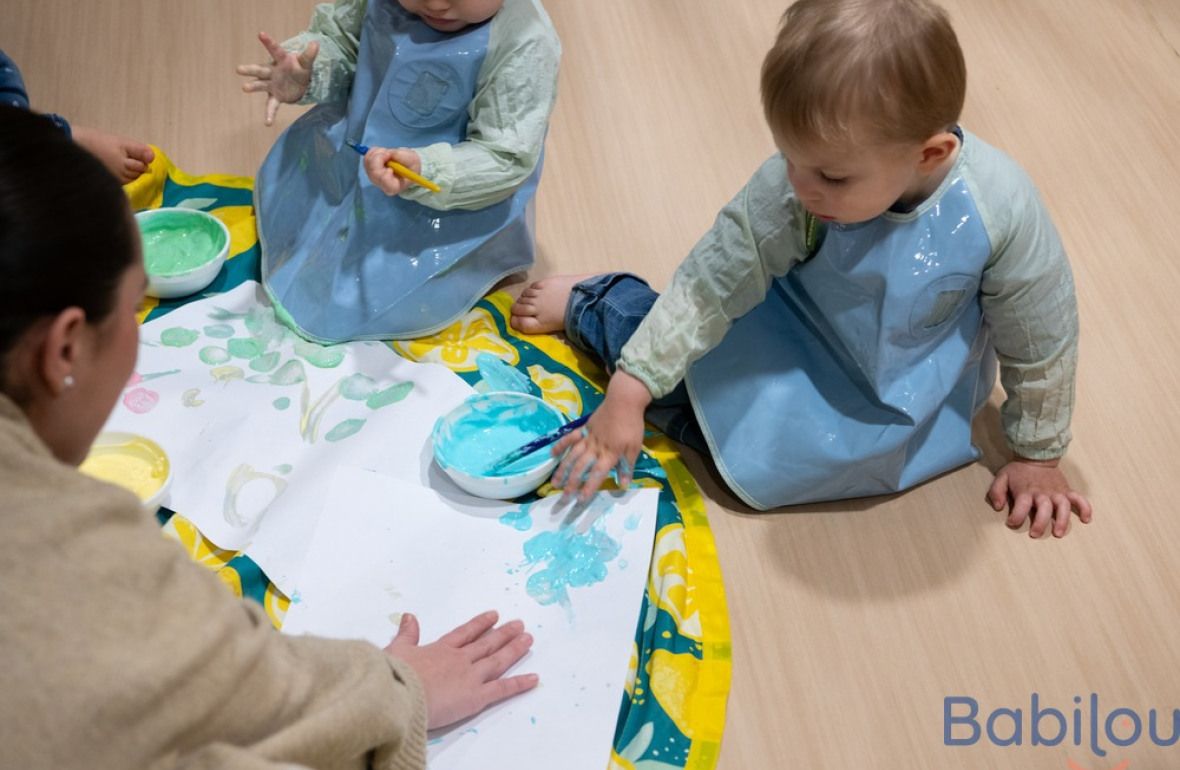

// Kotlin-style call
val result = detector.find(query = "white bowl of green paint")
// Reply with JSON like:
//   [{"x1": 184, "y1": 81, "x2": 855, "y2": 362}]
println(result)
[
  {"x1": 433, "y1": 392, "x2": 565, "y2": 500},
  {"x1": 136, "y1": 207, "x2": 230, "y2": 299}
]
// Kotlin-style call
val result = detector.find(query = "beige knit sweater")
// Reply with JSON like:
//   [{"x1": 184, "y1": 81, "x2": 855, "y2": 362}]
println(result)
[{"x1": 0, "y1": 394, "x2": 427, "y2": 769}]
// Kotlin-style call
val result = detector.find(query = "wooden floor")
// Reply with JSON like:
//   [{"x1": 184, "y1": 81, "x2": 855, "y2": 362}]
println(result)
[{"x1": 6, "y1": 1, "x2": 1180, "y2": 767}]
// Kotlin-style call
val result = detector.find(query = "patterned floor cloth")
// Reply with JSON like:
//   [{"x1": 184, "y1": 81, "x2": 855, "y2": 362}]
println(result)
[{"x1": 126, "y1": 149, "x2": 731, "y2": 770}]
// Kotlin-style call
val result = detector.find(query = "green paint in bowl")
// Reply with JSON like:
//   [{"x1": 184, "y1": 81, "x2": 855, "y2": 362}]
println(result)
[{"x1": 135, "y1": 207, "x2": 231, "y2": 299}]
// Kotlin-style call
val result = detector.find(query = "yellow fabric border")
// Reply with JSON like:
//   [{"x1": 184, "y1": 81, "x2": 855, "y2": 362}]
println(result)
[{"x1": 487, "y1": 294, "x2": 732, "y2": 758}]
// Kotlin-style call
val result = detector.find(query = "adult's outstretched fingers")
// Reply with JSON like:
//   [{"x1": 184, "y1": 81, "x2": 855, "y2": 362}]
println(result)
[{"x1": 439, "y1": 610, "x2": 499, "y2": 648}]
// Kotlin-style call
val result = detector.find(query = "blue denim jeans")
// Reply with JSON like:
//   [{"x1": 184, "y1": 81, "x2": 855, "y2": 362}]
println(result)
[{"x1": 564, "y1": 273, "x2": 708, "y2": 453}]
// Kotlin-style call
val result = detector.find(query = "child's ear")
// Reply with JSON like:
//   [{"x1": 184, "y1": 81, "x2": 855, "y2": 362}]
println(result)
[{"x1": 917, "y1": 132, "x2": 960, "y2": 173}]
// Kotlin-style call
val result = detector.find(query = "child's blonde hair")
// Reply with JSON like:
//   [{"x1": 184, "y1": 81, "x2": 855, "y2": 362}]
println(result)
[{"x1": 761, "y1": 0, "x2": 966, "y2": 148}]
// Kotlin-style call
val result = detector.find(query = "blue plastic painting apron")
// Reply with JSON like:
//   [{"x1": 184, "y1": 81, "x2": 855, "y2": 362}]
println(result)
[
  {"x1": 686, "y1": 174, "x2": 998, "y2": 509},
  {"x1": 256, "y1": 3, "x2": 540, "y2": 342}
]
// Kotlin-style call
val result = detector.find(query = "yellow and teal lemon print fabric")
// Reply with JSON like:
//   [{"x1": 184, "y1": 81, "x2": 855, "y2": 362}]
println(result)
[{"x1": 132, "y1": 148, "x2": 731, "y2": 769}]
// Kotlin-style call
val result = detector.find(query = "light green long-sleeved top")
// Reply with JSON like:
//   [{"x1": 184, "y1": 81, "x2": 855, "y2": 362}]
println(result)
[
  {"x1": 618, "y1": 131, "x2": 1079, "y2": 460},
  {"x1": 282, "y1": 0, "x2": 559, "y2": 211}
]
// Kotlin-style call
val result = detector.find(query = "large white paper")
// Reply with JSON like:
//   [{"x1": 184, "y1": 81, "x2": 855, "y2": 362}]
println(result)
[
  {"x1": 282, "y1": 467, "x2": 660, "y2": 770},
  {"x1": 103, "y1": 282, "x2": 475, "y2": 591}
]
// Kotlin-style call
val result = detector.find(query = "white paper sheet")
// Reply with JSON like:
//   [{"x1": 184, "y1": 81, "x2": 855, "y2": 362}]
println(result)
[
  {"x1": 102, "y1": 282, "x2": 475, "y2": 591},
  {"x1": 282, "y1": 467, "x2": 660, "y2": 770}
]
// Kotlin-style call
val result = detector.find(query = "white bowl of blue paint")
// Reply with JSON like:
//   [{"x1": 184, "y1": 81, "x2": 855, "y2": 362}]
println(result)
[
  {"x1": 433, "y1": 392, "x2": 565, "y2": 500},
  {"x1": 136, "y1": 207, "x2": 230, "y2": 299}
]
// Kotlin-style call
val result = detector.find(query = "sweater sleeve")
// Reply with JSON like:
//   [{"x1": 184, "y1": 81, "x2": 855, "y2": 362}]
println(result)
[
  {"x1": 975, "y1": 157, "x2": 1079, "y2": 460},
  {"x1": 0, "y1": 423, "x2": 427, "y2": 770}
]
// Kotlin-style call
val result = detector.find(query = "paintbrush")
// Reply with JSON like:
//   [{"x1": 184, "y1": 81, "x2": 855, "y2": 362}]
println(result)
[
  {"x1": 486, "y1": 413, "x2": 591, "y2": 475},
  {"x1": 345, "y1": 140, "x2": 442, "y2": 193}
]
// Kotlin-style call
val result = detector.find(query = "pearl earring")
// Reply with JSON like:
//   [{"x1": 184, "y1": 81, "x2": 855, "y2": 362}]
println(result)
[{"x1": 63, "y1": 375, "x2": 75, "y2": 388}]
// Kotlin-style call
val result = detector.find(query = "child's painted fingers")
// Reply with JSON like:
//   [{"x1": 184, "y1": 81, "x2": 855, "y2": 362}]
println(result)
[
  {"x1": 578, "y1": 452, "x2": 616, "y2": 502},
  {"x1": 551, "y1": 429, "x2": 584, "y2": 456},
  {"x1": 565, "y1": 452, "x2": 599, "y2": 499},
  {"x1": 616, "y1": 449, "x2": 639, "y2": 487},
  {"x1": 554, "y1": 440, "x2": 594, "y2": 497}
]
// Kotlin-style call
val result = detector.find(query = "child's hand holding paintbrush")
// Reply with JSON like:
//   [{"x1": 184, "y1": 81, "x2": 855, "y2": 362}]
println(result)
[{"x1": 349, "y1": 141, "x2": 442, "y2": 196}]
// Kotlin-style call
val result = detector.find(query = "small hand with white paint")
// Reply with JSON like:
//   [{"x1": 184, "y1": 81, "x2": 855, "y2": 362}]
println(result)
[
  {"x1": 551, "y1": 369, "x2": 650, "y2": 503},
  {"x1": 988, "y1": 457, "x2": 1093, "y2": 537},
  {"x1": 236, "y1": 31, "x2": 318, "y2": 126},
  {"x1": 384, "y1": 610, "x2": 538, "y2": 730},
  {"x1": 363, "y1": 146, "x2": 421, "y2": 196}
]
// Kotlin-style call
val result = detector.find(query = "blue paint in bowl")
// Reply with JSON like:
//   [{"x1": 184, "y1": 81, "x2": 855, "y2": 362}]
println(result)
[{"x1": 433, "y1": 392, "x2": 565, "y2": 499}]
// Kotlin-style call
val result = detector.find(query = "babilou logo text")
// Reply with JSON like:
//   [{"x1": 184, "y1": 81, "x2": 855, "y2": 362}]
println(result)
[{"x1": 944, "y1": 694, "x2": 1179, "y2": 758}]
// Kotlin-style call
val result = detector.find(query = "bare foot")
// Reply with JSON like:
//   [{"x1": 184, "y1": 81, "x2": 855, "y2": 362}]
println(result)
[
  {"x1": 72, "y1": 125, "x2": 155, "y2": 184},
  {"x1": 509, "y1": 274, "x2": 595, "y2": 335}
]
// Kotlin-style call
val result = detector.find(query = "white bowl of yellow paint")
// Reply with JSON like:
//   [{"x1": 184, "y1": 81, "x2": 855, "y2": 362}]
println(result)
[
  {"x1": 79, "y1": 432, "x2": 172, "y2": 513},
  {"x1": 136, "y1": 207, "x2": 230, "y2": 299}
]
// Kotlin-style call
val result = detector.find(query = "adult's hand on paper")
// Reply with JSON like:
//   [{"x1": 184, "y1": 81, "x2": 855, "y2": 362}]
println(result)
[
  {"x1": 385, "y1": 610, "x2": 538, "y2": 729},
  {"x1": 236, "y1": 31, "x2": 317, "y2": 126}
]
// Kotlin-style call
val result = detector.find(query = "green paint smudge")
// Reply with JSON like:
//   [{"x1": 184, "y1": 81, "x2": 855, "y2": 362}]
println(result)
[
  {"x1": 273, "y1": 397, "x2": 291, "y2": 410},
  {"x1": 250, "y1": 351, "x2": 281, "y2": 372},
  {"x1": 340, "y1": 373, "x2": 378, "y2": 401},
  {"x1": 203, "y1": 323, "x2": 234, "y2": 339},
  {"x1": 227, "y1": 337, "x2": 263, "y2": 359},
  {"x1": 199, "y1": 346, "x2": 230, "y2": 365},
  {"x1": 325, "y1": 418, "x2": 365, "y2": 442},
  {"x1": 294, "y1": 340, "x2": 345, "y2": 368},
  {"x1": 274, "y1": 464, "x2": 293, "y2": 474},
  {"x1": 367, "y1": 382, "x2": 414, "y2": 409},
  {"x1": 266, "y1": 360, "x2": 306, "y2": 386},
  {"x1": 161, "y1": 327, "x2": 200, "y2": 347}
]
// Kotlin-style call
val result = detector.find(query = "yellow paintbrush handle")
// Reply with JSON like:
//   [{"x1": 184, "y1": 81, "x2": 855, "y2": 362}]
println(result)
[{"x1": 386, "y1": 160, "x2": 442, "y2": 193}]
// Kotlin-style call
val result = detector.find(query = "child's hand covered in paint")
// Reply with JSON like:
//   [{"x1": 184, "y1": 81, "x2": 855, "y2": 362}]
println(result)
[
  {"x1": 384, "y1": 610, "x2": 538, "y2": 730},
  {"x1": 551, "y1": 369, "x2": 651, "y2": 502},
  {"x1": 236, "y1": 31, "x2": 318, "y2": 126},
  {"x1": 987, "y1": 457, "x2": 1093, "y2": 538},
  {"x1": 363, "y1": 147, "x2": 422, "y2": 196}
]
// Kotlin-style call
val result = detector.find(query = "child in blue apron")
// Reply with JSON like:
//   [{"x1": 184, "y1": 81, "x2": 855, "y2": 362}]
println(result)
[
  {"x1": 511, "y1": 0, "x2": 1092, "y2": 538},
  {"x1": 238, "y1": 0, "x2": 560, "y2": 341}
]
